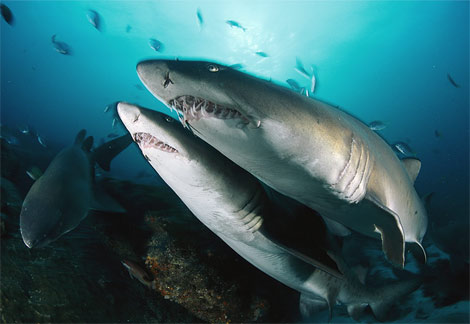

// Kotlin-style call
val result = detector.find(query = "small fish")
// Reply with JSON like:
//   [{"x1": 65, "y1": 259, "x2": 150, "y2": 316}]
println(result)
[
  {"x1": 125, "y1": 24, "x2": 132, "y2": 33},
  {"x1": 112, "y1": 118, "x2": 117, "y2": 128},
  {"x1": 226, "y1": 20, "x2": 246, "y2": 32},
  {"x1": 104, "y1": 105, "x2": 110, "y2": 113},
  {"x1": 0, "y1": 135, "x2": 19, "y2": 145},
  {"x1": 255, "y1": 51, "x2": 268, "y2": 58},
  {"x1": 393, "y1": 142, "x2": 414, "y2": 156},
  {"x1": 18, "y1": 125, "x2": 30, "y2": 134},
  {"x1": 121, "y1": 260, "x2": 155, "y2": 289},
  {"x1": 369, "y1": 121, "x2": 387, "y2": 131},
  {"x1": 229, "y1": 63, "x2": 243, "y2": 70},
  {"x1": 300, "y1": 87, "x2": 309, "y2": 97},
  {"x1": 286, "y1": 79, "x2": 301, "y2": 92},
  {"x1": 447, "y1": 73, "x2": 460, "y2": 88},
  {"x1": 434, "y1": 130, "x2": 442, "y2": 138},
  {"x1": 1, "y1": 3, "x2": 13, "y2": 25},
  {"x1": 295, "y1": 57, "x2": 311, "y2": 80},
  {"x1": 134, "y1": 84, "x2": 144, "y2": 91},
  {"x1": 148, "y1": 38, "x2": 163, "y2": 52},
  {"x1": 51, "y1": 34, "x2": 72, "y2": 55},
  {"x1": 309, "y1": 67, "x2": 316, "y2": 93},
  {"x1": 37, "y1": 135, "x2": 47, "y2": 147},
  {"x1": 107, "y1": 133, "x2": 119, "y2": 139},
  {"x1": 86, "y1": 9, "x2": 101, "y2": 31},
  {"x1": 26, "y1": 166, "x2": 43, "y2": 181},
  {"x1": 196, "y1": 8, "x2": 203, "y2": 29}
]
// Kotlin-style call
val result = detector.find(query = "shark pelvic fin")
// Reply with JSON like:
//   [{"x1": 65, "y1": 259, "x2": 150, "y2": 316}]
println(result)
[{"x1": 401, "y1": 158, "x2": 421, "y2": 183}]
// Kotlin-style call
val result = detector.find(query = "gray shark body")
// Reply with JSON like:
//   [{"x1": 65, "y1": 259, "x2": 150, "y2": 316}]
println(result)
[
  {"x1": 20, "y1": 131, "x2": 131, "y2": 248},
  {"x1": 118, "y1": 102, "x2": 421, "y2": 321},
  {"x1": 136, "y1": 59, "x2": 428, "y2": 268}
]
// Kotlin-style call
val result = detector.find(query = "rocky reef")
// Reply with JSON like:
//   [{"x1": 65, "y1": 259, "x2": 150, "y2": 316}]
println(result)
[{"x1": 0, "y1": 135, "x2": 297, "y2": 322}]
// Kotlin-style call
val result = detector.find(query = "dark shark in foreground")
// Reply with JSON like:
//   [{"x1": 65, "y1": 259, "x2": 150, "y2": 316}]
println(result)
[
  {"x1": 136, "y1": 59, "x2": 428, "y2": 268},
  {"x1": 118, "y1": 102, "x2": 421, "y2": 321},
  {"x1": 20, "y1": 130, "x2": 132, "y2": 248}
]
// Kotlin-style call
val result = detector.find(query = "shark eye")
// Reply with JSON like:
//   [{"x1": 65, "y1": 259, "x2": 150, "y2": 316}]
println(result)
[
  {"x1": 162, "y1": 115, "x2": 174, "y2": 123},
  {"x1": 207, "y1": 64, "x2": 219, "y2": 72}
]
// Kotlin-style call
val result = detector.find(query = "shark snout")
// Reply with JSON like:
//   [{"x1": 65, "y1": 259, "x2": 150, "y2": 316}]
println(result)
[
  {"x1": 136, "y1": 60, "x2": 169, "y2": 88},
  {"x1": 117, "y1": 102, "x2": 142, "y2": 127}
]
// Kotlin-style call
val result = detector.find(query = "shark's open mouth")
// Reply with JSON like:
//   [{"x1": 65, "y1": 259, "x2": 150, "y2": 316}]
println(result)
[
  {"x1": 168, "y1": 95, "x2": 250, "y2": 126},
  {"x1": 134, "y1": 132, "x2": 178, "y2": 153}
]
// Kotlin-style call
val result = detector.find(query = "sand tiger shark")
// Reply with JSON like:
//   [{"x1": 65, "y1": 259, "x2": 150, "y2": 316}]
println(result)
[
  {"x1": 117, "y1": 102, "x2": 421, "y2": 321},
  {"x1": 136, "y1": 59, "x2": 428, "y2": 268},
  {"x1": 20, "y1": 130, "x2": 132, "y2": 248}
]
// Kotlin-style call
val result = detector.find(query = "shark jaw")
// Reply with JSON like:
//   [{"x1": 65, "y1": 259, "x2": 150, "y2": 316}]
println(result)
[
  {"x1": 167, "y1": 95, "x2": 260, "y2": 129},
  {"x1": 133, "y1": 132, "x2": 178, "y2": 154}
]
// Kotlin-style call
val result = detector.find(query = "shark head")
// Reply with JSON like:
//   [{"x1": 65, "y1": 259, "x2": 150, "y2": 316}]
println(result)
[
  {"x1": 117, "y1": 102, "x2": 264, "y2": 224},
  {"x1": 136, "y1": 59, "x2": 312, "y2": 176},
  {"x1": 20, "y1": 181, "x2": 81, "y2": 249}
]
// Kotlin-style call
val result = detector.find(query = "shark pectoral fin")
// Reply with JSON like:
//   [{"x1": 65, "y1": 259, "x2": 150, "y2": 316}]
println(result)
[
  {"x1": 299, "y1": 294, "x2": 328, "y2": 318},
  {"x1": 407, "y1": 241, "x2": 427, "y2": 264},
  {"x1": 347, "y1": 303, "x2": 367, "y2": 322},
  {"x1": 91, "y1": 184, "x2": 126, "y2": 213},
  {"x1": 401, "y1": 158, "x2": 421, "y2": 183},
  {"x1": 365, "y1": 196, "x2": 405, "y2": 268}
]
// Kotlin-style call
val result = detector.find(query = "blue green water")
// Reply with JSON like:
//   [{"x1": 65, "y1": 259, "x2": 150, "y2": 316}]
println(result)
[
  {"x1": 1, "y1": 1, "x2": 469, "y2": 321},
  {"x1": 2, "y1": 1, "x2": 469, "y2": 218},
  {"x1": 2, "y1": 1, "x2": 468, "y2": 215}
]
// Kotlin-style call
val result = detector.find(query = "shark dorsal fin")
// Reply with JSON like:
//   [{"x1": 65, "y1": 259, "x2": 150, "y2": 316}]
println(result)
[
  {"x1": 74, "y1": 129, "x2": 87, "y2": 145},
  {"x1": 401, "y1": 158, "x2": 421, "y2": 183},
  {"x1": 82, "y1": 136, "x2": 94, "y2": 152}
]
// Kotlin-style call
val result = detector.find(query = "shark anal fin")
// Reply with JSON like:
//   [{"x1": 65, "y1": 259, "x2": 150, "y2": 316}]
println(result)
[
  {"x1": 299, "y1": 293, "x2": 328, "y2": 318},
  {"x1": 347, "y1": 303, "x2": 367, "y2": 321},
  {"x1": 401, "y1": 158, "x2": 421, "y2": 183}
]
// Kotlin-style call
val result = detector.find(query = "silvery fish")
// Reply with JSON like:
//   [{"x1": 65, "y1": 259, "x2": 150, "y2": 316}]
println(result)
[
  {"x1": 51, "y1": 34, "x2": 72, "y2": 55},
  {"x1": 86, "y1": 9, "x2": 101, "y2": 31},
  {"x1": 226, "y1": 20, "x2": 246, "y2": 31},
  {"x1": 393, "y1": 142, "x2": 415, "y2": 156},
  {"x1": 369, "y1": 121, "x2": 387, "y2": 131},
  {"x1": 148, "y1": 38, "x2": 163, "y2": 52}
]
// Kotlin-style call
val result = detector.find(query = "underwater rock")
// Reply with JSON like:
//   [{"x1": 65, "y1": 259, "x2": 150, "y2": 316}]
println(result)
[{"x1": 142, "y1": 209, "x2": 270, "y2": 322}]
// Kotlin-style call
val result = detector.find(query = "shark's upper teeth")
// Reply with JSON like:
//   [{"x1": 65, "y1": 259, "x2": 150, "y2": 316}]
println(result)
[
  {"x1": 168, "y1": 95, "x2": 249, "y2": 125},
  {"x1": 134, "y1": 132, "x2": 178, "y2": 153}
]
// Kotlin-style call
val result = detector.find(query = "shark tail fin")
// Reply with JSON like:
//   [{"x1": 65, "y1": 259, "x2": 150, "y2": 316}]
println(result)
[
  {"x1": 93, "y1": 134, "x2": 133, "y2": 171},
  {"x1": 369, "y1": 277, "x2": 421, "y2": 321}
]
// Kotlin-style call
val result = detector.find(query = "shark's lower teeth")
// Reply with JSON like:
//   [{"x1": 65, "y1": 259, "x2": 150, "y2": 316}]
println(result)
[
  {"x1": 134, "y1": 132, "x2": 178, "y2": 153},
  {"x1": 169, "y1": 95, "x2": 248, "y2": 124}
]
